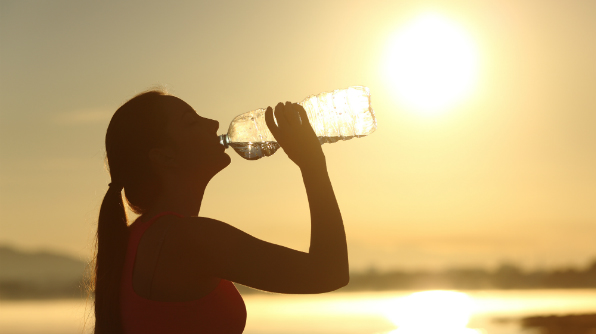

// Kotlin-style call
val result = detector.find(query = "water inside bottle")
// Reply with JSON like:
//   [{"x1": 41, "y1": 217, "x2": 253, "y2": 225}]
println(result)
[
  {"x1": 228, "y1": 135, "x2": 366, "y2": 160},
  {"x1": 229, "y1": 142, "x2": 281, "y2": 160}
]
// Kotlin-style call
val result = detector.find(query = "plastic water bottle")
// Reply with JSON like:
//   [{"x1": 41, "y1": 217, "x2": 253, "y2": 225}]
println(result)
[{"x1": 219, "y1": 86, "x2": 377, "y2": 160}]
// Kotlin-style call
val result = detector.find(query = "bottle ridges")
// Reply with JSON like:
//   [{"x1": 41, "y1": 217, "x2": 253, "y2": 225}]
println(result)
[{"x1": 223, "y1": 86, "x2": 376, "y2": 160}]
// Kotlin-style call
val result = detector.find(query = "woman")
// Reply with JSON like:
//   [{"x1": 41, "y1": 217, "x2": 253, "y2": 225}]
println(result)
[{"x1": 93, "y1": 89, "x2": 349, "y2": 333}]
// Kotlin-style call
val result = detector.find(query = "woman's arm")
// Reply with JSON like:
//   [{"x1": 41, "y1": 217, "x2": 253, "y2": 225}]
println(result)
[{"x1": 166, "y1": 102, "x2": 349, "y2": 293}]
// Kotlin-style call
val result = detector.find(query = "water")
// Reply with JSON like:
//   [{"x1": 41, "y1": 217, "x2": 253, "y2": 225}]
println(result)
[
  {"x1": 229, "y1": 142, "x2": 281, "y2": 160},
  {"x1": 2, "y1": 289, "x2": 596, "y2": 334},
  {"x1": 229, "y1": 136, "x2": 362, "y2": 160}
]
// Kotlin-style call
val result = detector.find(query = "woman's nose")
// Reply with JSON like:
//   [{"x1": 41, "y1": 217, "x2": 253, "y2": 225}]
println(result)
[{"x1": 210, "y1": 119, "x2": 219, "y2": 133}]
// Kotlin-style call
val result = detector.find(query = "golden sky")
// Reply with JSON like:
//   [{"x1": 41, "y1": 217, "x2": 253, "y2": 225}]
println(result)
[{"x1": 1, "y1": 0, "x2": 594, "y2": 270}]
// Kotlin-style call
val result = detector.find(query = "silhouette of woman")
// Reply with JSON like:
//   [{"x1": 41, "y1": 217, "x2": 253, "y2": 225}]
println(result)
[{"x1": 92, "y1": 89, "x2": 349, "y2": 333}]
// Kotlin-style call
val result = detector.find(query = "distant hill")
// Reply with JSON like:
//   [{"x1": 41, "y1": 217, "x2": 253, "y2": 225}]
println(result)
[
  {"x1": 0, "y1": 245, "x2": 88, "y2": 299},
  {"x1": 0, "y1": 245, "x2": 263, "y2": 299},
  {"x1": 4, "y1": 244, "x2": 596, "y2": 299},
  {"x1": 339, "y1": 261, "x2": 596, "y2": 291}
]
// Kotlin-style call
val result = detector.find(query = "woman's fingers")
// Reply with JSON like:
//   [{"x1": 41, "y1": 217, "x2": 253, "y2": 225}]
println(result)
[
  {"x1": 284, "y1": 102, "x2": 301, "y2": 127},
  {"x1": 295, "y1": 104, "x2": 311, "y2": 129},
  {"x1": 266, "y1": 101, "x2": 324, "y2": 167},
  {"x1": 274, "y1": 102, "x2": 289, "y2": 129},
  {"x1": 269, "y1": 102, "x2": 309, "y2": 141}
]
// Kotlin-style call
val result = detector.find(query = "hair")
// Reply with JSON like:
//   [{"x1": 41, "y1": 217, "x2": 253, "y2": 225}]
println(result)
[{"x1": 92, "y1": 89, "x2": 173, "y2": 334}]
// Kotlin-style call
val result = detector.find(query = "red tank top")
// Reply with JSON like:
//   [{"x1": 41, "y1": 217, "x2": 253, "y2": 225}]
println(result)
[{"x1": 120, "y1": 212, "x2": 247, "y2": 334}]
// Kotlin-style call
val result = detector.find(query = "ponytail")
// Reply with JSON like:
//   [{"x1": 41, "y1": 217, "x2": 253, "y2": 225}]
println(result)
[
  {"x1": 93, "y1": 184, "x2": 128, "y2": 334},
  {"x1": 90, "y1": 89, "x2": 170, "y2": 333}
]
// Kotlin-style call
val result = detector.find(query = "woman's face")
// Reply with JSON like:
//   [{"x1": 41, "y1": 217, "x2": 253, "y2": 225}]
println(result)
[{"x1": 160, "y1": 96, "x2": 231, "y2": 178}]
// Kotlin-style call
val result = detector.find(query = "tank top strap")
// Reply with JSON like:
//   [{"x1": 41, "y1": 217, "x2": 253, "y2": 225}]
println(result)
[{"x1": 124, "y1": 211, "x2": 186, "y2": 297}]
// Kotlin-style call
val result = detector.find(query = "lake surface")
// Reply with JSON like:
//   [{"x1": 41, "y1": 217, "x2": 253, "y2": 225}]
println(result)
[{"x1": 2, "y1": 289, "x2": 596, "y2": 334}]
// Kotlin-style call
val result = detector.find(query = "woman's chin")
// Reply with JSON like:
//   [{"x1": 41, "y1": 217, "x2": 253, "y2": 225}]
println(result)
[
  {"x1": 211, "y1": 152, "x2": 231, "y2": 173},
  {"x1": 221, "y1": 153, "x2": 232, "y2": 168}
]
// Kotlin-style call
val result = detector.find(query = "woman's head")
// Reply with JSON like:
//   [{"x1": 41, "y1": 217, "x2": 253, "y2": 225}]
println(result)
[
  {"x1": 106, "y1": 89, "x2": 230, "y2": 214},
  {"x1": 92, "y1": 89, "x2": 230, "y2": 333}
]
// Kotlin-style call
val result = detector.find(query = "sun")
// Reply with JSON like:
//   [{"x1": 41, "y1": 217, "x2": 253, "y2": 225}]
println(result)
[{"x1": 385, "y1": 13, "x2": 479, "y2": 115}]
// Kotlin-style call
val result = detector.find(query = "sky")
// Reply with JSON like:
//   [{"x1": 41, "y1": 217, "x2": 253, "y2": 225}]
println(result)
[{"x1": 1, "y1": 0, "x2": 594, "y2": 271}]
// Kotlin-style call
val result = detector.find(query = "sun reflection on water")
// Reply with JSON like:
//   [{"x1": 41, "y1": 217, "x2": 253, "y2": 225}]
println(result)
[{"x1": 383, "y1": 290, "x2": 483, "y2": 334}]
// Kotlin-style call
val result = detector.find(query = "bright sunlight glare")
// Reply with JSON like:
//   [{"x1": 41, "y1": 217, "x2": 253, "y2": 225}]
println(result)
[
  {"x1": 385, "y1": 13, "x2": 479, "y2": 115},
  {"x1": 384, "y1": 290, "x2": 483, "y2": 334}
]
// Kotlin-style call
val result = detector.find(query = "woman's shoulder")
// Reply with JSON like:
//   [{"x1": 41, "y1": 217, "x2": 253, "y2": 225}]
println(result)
[
  {"x1": 166, "y1": 215, "x2": 242, "y2": 249},
  {"x1": 161, "y1": 216, "x2": 249, "y2": 273}
]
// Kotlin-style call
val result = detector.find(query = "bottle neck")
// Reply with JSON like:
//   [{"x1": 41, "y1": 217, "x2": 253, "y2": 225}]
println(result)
[{"x1": 219, "y1": 134, "x2": 230, "y2": 148}]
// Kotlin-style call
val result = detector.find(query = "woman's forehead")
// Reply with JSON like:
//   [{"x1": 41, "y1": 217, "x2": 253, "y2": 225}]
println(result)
[
  {"x1": 160, "y1": 96, "x2": 200, "y2": 123},
  {"x1": 162, "y1": 96, "x2": 193, "y2": 113}
]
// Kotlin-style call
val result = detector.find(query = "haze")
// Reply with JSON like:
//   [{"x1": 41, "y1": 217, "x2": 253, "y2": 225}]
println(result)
[{"x1": 1, "y1": 0, "x2": 594, "y2": 271}]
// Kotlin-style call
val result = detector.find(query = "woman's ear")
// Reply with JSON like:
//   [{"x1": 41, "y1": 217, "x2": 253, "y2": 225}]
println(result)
[{"x1": 148, "y1": 147, "x2": 178, "y2": 170}]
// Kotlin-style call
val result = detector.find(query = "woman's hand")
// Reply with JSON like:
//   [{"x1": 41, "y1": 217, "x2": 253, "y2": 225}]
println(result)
[{"x1": 265, "y1": 102, "x2": 326, "y2": 170}]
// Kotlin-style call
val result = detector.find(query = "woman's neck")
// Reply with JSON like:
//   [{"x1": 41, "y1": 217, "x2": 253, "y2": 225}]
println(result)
[{"x1": 144, "y1": 177, "x2": 209, "y2": 218}]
